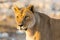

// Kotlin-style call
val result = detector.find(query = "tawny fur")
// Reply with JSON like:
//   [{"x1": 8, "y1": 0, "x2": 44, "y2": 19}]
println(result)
[{"x1": 12, "y1": 5, "x2": 52, "y2": 40}]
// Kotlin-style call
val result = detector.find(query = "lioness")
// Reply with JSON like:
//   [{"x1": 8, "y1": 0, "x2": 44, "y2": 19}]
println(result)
[{"x1": 12, "y1": 5, "x2": 53, "y2": 40}]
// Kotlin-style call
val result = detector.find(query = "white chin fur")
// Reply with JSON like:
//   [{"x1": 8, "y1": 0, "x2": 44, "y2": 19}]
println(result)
[
  {"x1": 16, "y1": 26, "x2": 25, "y2": 33},
  {"x1": 16, "y1": 30, "x2": 25, "y2": 34},
  {"x1": 17, "y1": 26, "x2": 20, "y2": 30}
]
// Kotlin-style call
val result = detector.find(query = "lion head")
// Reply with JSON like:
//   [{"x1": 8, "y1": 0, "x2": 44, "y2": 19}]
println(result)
[{"x1": 13, "y1": 5, "x2": 36, "y2": 31}]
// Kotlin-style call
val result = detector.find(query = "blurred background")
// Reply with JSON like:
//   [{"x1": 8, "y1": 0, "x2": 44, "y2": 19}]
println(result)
[{"x1": 0, "y1": 0, "x2": 60, "y2": 40}]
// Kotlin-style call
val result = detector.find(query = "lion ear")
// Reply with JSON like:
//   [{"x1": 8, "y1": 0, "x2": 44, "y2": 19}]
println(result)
[
  {"x1": 12, "y1": 5, "x2": 21, "y2": 14},
  {"x1": 27, "y1": 5, "x2": 34, "y2": 13}
]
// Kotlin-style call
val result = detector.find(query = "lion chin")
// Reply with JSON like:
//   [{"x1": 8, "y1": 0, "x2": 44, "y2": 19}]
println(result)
[{"x1": 16, "y1": 26, "x2": 25, "y2": 33}]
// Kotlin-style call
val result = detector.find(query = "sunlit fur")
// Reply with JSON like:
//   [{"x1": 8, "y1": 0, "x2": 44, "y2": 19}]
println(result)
[{"x1": 13, "y1": 5, "x2": 41, "y2": 40}]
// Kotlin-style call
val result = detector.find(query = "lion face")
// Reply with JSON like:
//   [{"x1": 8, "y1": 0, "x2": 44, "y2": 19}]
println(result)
[{"x1": 13, "y1": 5, "x2": 36, "y2": 31}]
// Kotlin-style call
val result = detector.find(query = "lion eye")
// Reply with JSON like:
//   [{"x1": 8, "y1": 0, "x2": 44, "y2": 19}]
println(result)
[
  {"x1": 25, "y1": 16, "x2": 28, "y2": 18},
  {"x1": 25, "y1": 16, "x2": 29, "y2": 20},
  {"x1": 17, "y1": 16, "x2": 19, "y2": 18}
]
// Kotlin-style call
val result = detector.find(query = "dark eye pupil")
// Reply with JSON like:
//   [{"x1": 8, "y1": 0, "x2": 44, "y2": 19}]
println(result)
[
  {"x1": 25, "y1": 16, "x2": 28, "y2": 18},
  {"x1": 17, "y1": 16, "x2": 18, "y2": 18}
]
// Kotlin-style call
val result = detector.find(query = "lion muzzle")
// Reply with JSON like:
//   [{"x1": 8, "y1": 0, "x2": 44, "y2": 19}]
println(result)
[{"x1": 17, "y1": 25, "x2": 27, "y2": 31}]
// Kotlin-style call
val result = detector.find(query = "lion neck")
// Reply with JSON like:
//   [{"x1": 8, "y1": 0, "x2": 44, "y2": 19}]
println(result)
[{"x1": 25, "y1": 13, "x2": 40, "y2": 40}]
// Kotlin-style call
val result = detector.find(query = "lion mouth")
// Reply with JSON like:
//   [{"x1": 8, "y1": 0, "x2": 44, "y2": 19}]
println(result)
[
  {"x1": 20, "y1": 26, "x2": 27, "y2": 30},
  {"x1": 17, "y1": 26, "x2": 27, "y2": 31}
]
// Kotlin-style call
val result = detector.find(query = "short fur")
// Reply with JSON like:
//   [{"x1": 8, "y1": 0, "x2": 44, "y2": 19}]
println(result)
[{"x1": 13, "y1": 5, "x2": 60, "y2": 40}]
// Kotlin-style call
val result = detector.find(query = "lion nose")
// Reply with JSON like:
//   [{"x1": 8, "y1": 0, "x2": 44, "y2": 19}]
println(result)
[{"x1": 19, "y1": 24, "x2": 23, "y2": 27}]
